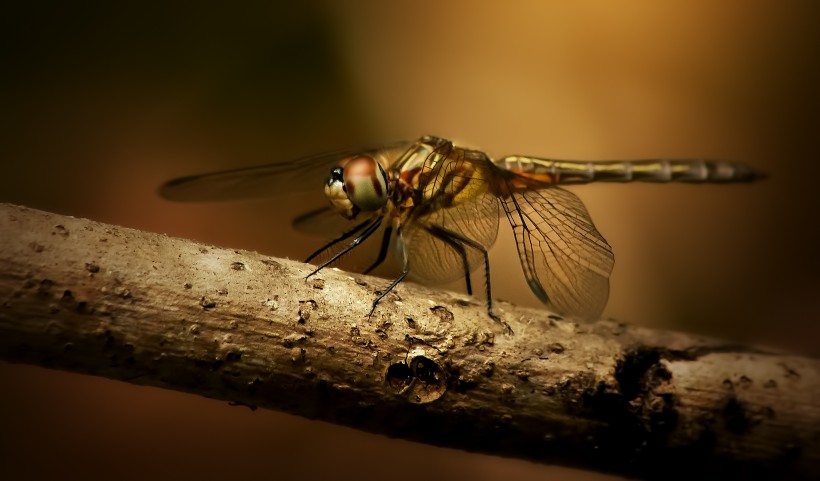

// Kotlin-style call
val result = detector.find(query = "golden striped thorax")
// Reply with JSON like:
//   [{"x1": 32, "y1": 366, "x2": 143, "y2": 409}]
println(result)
[{"x1": 393, "y1": 136, "x2": 495, "y2": 215}]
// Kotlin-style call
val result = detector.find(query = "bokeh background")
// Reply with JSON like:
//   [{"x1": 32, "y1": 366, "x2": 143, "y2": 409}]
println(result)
[{"x1": 1, "y1": 1, "x2": 818, "y2": 480}]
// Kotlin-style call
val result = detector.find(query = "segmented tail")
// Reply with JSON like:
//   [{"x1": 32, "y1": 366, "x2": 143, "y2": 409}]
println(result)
[{"x1": 500, "y1": 157, "x2": 765, "y2": 185}]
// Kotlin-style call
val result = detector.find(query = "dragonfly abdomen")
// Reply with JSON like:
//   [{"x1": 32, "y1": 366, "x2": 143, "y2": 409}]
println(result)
[{"x1": 501, "y1": 157, "x2": 763, "y2": 185}]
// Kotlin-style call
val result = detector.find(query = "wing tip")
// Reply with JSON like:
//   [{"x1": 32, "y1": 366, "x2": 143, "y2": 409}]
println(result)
[{"x1": 158, "y1": 176, "x2": 200, "y2": 201}]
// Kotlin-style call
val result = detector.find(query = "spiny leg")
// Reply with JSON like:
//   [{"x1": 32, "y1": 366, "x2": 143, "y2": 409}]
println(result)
[
  {"x1": 363, "y1": 226, "x2": 393, "y2": 275},
  {"x1": 426, "y1": 224, "x2": 509, "y2": 332},
  {"x1": 306, "y1": 218, "x2": 382, "y2": 278},
  {"x1": 425, "y1": 226, "x2": 473, "y2": 296},
  {"x1": 304, "y1": 217, "x2": 373, "y2": 264},
  {"x1": 368, "y1": 232, "x2": 409, "y2": 318}
]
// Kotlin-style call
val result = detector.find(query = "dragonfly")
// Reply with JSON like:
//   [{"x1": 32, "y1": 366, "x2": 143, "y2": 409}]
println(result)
[{"x1": 161, "y1": 135, "x2": 762, "y2": 327}]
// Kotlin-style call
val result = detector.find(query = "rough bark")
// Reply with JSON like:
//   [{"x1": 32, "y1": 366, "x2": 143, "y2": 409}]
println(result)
[{"x1": 0, "y1": 203, "x2": 817, "y2": 480}]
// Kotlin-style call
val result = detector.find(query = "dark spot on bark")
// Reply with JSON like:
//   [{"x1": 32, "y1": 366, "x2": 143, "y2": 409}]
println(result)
[
  {"x1": 411, "y1": 357, "x2": 445, "y2": 392},
  {"x1": 547, "y1": 342, "x2": 565, "y2": 354},
  {"x1": 374, "y1": 319, "x2": 392, "y2": 338},
  {"x1": 738, "y1": 375, "x2": 752, "y2": 388},
  {"x1": 85, "y1": 262, "x2": 100, "y2": 273},
  {"x1": 200, "y1": 297, "x2": 216, "y2": 310},
  {"x1": 76, "y1": 301, "x2": 90, "y2": 314},
  {"x1": 430, "y1": 306, "x2": 454, "y2": 323},
  {"x1": 226, "y1": 351, "x2": 242, "y2": 362},
  {"x1": 763, "y1": 379, "x2": 778, "y2": 389},
  {"x1": 61, "y1": 290, "x2": 74, "y2": 302},
  {"x1": 217, "y1": 288, "x2": 228, "y2": 296},
  {"x1": 386, "y1": 356, "x2": 446, "y2": 404},
  {"x1": 722, "y1": 393, "x2": 776, "y2": 436},
  {"x1": 561, "y1": 347, "x2": 680, "y2": 470},
  {"x1": 291, "y1": 347, "x2": 306, "y2": 362},
  {"x1": 386, "y1": 361, "x2": 413, "y2": 390},
  {"x1": 230, "y1": 262, "x2": 245, "y2": 271},
  {"x1": 28, "y1": 242, "x2": 45, "y2": 252},
  {"x1": 199, "y1": 247, "x2": 209, "y2": 254},
  {"x1": 311, "y1": 278, "x2": 325, "y2": 289},
  {"x1": 406, "y1": 318, "x2": 416, "y2": 329},
  {"x1": 778, "y1": 362, "x2": 800, "y2": 380},
  {"x1": 38, "y1": 279, "x2": 55, "y2": 296},
  {"x1": 615, "y1": 347, "x2": 670, "y2": 400},
  {"x1": 53, "y1": 225, "x2": 68, "y2": 237},
  {"x1": 183, "y1": 283, "x2": 192, "y2": 289}
]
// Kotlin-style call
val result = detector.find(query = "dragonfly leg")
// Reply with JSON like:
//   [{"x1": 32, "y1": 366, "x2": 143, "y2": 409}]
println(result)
[
  {"x1": 368, "y1": 232, "x2": 409, "y2": 318},
  {"x1": 306, "y1": 218, "x2": 382, "y2": 278},
  {"x1": 363, "y1": 227, "x2": 393, "y2": 274},
  {"x1": 425, "y1": 226, "x2": 473, "y2": 296},
  {"x1": 304, "y1": 217, "x2": 373, "y2": 263},
  {"x1": 426, "y1": 224, "x2": 510, "y2": 333}
]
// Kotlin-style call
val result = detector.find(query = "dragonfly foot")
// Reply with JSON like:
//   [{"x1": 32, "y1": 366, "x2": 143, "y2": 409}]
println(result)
[
  {"x1": 488, "y1": 309, "x2": 513, "y2": 335},
  {"x1": 305, "y1": 266, "x2": 322, "y2": 280},
  {"x1": 367, "y1": 299, "x2": 380, "y2": 320}
]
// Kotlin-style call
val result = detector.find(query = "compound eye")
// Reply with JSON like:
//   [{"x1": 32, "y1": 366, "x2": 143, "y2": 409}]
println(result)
[
  {"x1": 324, "y1": 167, "x2": 358, "y2": 219},
  {"x1": 342, "y1": 155, "x2": 389, "y2": 212}
]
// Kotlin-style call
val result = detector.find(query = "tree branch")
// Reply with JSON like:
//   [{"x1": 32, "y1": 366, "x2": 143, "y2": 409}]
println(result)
[{"x1": 0, "y1": 203, "x2": 817, "y2": 480}]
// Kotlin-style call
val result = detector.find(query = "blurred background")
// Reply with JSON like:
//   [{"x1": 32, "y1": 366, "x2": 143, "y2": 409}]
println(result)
[{"x1": 1, "y1": 1, "x2": 818, "y2": 480}]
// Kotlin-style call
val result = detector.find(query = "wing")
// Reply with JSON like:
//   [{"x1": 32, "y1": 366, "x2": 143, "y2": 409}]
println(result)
[
  {"x1": 402, "y1": 147, "x2": 501, "y2": 284},
  {"x1": 500, "y1": 185, "x2": 613, "y2": 320},
  {"x1": 403, "y1": 192, "x2": 500, "y2": 284},
  {"x1": 159, "y1": 141, "x2": 412, "y2": 202},
  {"x1": 292, "y1": 206, "x2": 365, "y2": 238}
]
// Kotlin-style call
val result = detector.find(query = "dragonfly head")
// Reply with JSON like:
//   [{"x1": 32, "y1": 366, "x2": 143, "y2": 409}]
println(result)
[{"x1": 324, "y1": 155, "x2": 390, "y2": 220}]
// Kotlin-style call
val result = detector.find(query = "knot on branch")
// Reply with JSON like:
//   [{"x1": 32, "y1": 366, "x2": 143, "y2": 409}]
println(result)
[{"x1": 386, "y1": 355, "x2": 447, "y2": 404}]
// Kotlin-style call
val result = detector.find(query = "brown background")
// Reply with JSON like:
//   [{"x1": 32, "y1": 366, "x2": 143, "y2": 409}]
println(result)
[{"x1": 1, "y1": 2, "x2": 818, "y2": 480}]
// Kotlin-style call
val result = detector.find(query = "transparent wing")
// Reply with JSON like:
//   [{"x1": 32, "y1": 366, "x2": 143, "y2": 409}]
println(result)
[
  {"x1": 292, "y1": 206, "x2": 365, "y2": 238},
  {"x1": 159, "y1": 141, "x2": 411, "y2": 202},
  {"x1": 500, "y1": 185, "x2": 613, "y2": 320},
  {"x1": 402, "y1": 147, "x2": 500, "y2": 284},
  {"x1": 404, "y1": 193, "x2": 500, "y2": 284}
]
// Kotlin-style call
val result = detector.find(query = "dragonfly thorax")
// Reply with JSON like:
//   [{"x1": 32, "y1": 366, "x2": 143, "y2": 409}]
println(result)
[{"x1": 324, "y1": 155, "x2": 390, "y2": 220}]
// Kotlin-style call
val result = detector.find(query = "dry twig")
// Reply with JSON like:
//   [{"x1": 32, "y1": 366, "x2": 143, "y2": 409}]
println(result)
[{"x1": 0, "y1": 203, "x2": 817, "y2": 480}]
